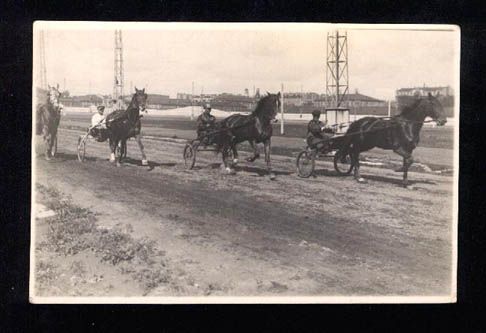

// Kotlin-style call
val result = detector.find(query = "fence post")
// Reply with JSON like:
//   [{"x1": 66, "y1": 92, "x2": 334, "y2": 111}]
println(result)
[
  {"x1": 191, "y1": 81, "x2": 195, "y2": 120},
  {"x1": 280, "y1": 83, "x2": 284, "y2": 135}
]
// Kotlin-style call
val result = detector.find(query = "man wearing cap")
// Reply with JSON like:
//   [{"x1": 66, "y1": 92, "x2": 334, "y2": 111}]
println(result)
[
  {"x1": 197, "y1": 103, "x2": 216, "y2": 144},
  {"x1": 90, "y1": 105, "x2": 109, "y2": 142},
  {"x1": 306, "y1": 109, "x2": 333, "y2": 151}
]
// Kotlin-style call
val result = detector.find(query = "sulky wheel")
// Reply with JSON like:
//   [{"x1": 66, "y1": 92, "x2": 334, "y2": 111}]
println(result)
[
  {"x1": 296, "y1": 150, "x2": 315, "y2": 178},
  {"x1": 77, "y1": 135, "x2": 87, "y2": 162},
  {"x1": 333, "y1": 150, "x2": 353, "y2": 175},
  {"x1": 183, "y1": 143, "x2": 196, "y2": 170}
]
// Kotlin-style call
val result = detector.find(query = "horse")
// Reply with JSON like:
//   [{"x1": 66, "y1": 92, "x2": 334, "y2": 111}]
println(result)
[
  {"x1": 105, "y1": 87, "x2": 148, "y2": 166},
  {"x1": 36, "y1": 84, "x2": 62, "y2": 160},
  {"x1": 214, "y1": 92, "x2": 281, "y2": 179},
  {"x1": 338, "y1": 93, "x2": 447, "y2": 186}
]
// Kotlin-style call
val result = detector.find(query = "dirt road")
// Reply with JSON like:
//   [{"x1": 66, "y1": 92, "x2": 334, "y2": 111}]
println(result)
[{"x1": 33, "y1": 128, "x2": 454, "y2": 298}]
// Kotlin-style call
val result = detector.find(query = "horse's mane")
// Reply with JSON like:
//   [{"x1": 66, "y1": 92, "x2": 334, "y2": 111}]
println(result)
[
  {"x1": 398, "y1": 98, "x2": 424, "y2": 118},
  {"x1": 252, "y1": 94, "x2": 274, "y2": 116}
]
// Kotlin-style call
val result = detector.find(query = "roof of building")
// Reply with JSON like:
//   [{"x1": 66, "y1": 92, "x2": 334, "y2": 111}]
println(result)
[
  {"x1": 314, "y1": 93, "x2": 384, "y2": 103},
  {"x1": 147, "y1": 94, "x2": 170, "y2": 104},
  {"x1": 396, "y1": 86, "x2": 451, "y2": 92}
]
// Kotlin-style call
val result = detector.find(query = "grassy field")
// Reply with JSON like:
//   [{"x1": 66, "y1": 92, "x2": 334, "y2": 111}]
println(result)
[{"x1": 64, "y1": 113, "x2": 454, "y2": 150}]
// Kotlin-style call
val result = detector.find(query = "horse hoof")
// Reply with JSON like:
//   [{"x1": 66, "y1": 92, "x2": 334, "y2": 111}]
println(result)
[
  {"x1": 225, "y1": 167, "x2": 235, "y2": 175},
  {"x1": 269, "y1": 173, "x2": 276, "y2": 180},
  {"x1": 357, "y1": 177, "x2": 367, "y2": 183},
  {"x1": 45, "y1": 156, "x2": 52, "y2": 161},
  {"x1": 233, "y1": 158, "x2": 239, "y2": 165},
  {"x1": 142, "y1": 159, "x2": 149, "y2": 166}
]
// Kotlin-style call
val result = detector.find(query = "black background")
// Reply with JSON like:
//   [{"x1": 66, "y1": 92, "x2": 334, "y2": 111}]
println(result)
[{"x1": 1, "y1": 0, "x2": 485, "y2": 331}]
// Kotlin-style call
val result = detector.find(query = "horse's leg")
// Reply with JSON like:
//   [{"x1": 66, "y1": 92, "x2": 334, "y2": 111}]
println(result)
[
  {"x1": 135, "y1": 134, "x2": 148, "y2": 165},
  {"x1": 109, "y1": 138, "x2": 116, "y2": 163},
  {"x1": 43, "y1": 127, "x2": 52, "y2": 160},
  {"x1": 231, "y1": 144, "x2": 239, "y2": 165},
  {"x1": 115, "y1": 140, "x2": 122, "y2": 167},
  {"x1": 264, "y1": 139, "x2": 275, "y2": 180},
  {"x1": 246, "y1": 140, "x2": 260, "y2": 162},
  {"x1": 393, "y1": 147, "x2": 414, "y2": 186},
  {"x1": 352, "y1": 146, "x2": 366, "y2": 183},
  {"x1": 221, "y1": 145, "x2": 234, "y2": 174}
]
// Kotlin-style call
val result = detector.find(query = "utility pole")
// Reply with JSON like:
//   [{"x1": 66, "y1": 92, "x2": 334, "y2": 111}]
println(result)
[
  {"x1": 113, "y1": 30, "x2": 124, "y2": 101},
  {"x1": 280, "y1": 83, "x2": 285, "y2": 135},
  {"x1": 191, "y1": 81, "x2": 195, "y2": 120},
  {"x1": 38, "y1": 30, "x2": 47, "y2": 90},
  {"x1": 326, "y1": 30, "x2": 349, "y2": 108},
  {"x1": 300, "y1": 84, "x2": 303, "y2": 118}
]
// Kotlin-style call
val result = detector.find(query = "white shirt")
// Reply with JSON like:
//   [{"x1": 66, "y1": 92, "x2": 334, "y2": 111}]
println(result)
[{"x1": 91, "y1": 113, "x2": 106, "y2": 127}]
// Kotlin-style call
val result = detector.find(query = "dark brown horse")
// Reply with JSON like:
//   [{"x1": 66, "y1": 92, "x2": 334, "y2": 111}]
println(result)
[
  {"x1": 338, "y1": 93, "x2": 447, "y2": 186},
  {"x1": 105, "y1": 88, "x2": 148, "y2": 166},
  {"x1": 36, "y1": 85, "x2": 62, "y2": 160},
  {"x1": 214, "y1": 92, "x2": 281, "y2": 179}
]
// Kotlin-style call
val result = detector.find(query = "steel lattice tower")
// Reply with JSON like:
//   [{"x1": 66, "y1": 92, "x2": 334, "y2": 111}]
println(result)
[
  {"x1": 38, "y1": 30, "x2": 47, "y2": 90},
  {"x1": 113, "y1": 30, "x2": 124, "y2": 100},
  {"x1": 326, "y1": 30, "x2": 349, "y2": 107}
]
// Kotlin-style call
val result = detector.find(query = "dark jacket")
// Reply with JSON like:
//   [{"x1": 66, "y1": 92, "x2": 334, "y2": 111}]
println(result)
[
  {"x1": 197, "y1": 111, "x2": 216, "y2": 130},
  {"x1": 307, "y1": 119, "x2": 326, "y2": 139}
]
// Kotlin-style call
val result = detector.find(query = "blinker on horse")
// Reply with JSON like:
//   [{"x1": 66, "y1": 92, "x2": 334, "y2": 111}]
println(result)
[
  {"x1": 214, "y1": 92, "x2": 281, "y2": 179},
  {"x1": 338, "y1": 93, "x2": 447, "y2": 186},
  {"x1": 36, "y1": 84, "x2": 62, "y2": 160},
  {"x1": 105, "y1": 87, "x2": 149, "y2": 166}
]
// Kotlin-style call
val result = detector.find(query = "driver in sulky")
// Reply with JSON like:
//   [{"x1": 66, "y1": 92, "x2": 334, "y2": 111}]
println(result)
[
  {"x1": 90, "y1": 105, "x2": 109, "y2": 142},
  {"x1": 306, "y1": 109, "x2": 333, "y2": 152},
  {"x1": 197, "y1": 103, "x2": 216, "y2": 144}
]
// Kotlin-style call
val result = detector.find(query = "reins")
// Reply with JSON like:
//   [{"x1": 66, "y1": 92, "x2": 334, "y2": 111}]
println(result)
[{"x1": 321, "y1": 116, "x2": 439, "y2": 141}]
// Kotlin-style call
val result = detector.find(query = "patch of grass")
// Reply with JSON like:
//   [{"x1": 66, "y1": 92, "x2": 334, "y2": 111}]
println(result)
[
  {"x1": 36, "y1": 184, "x2": 173, "y2": 293},
  {"x1": 36, "y1": 260, "x2": 58, "y2": 286}
]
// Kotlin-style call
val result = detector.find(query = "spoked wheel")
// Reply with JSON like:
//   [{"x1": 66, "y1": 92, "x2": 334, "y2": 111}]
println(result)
[
  {"x1": 51, "y1": 135, "x2": 58, "y2": 157},
  {"x1": 183, "y1": 143, "x2": 197, "y2": 170},
  {"x1": 333, "y1": 150, "x2": 354, "y2": 175},
  {"x1": 296, "y1": 150, "x2": 316, "y2": 178},
  {"x1": 77, "y1": 135, "x2": 87, "y2": 162}
]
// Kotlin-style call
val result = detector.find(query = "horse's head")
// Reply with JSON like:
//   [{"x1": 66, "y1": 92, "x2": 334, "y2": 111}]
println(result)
[
  {"x1": 133, "y1": 87, "x2": 148, "y2": 113},
  {"x1": 254, "y1": 92, "x2": 281, "y2": 123},
  {"x1": 47, "y1": 84, "x2": 61, "y2": 108},
  {"x1": 424, "y1": 92, "x2": 447, "y2": 126}
]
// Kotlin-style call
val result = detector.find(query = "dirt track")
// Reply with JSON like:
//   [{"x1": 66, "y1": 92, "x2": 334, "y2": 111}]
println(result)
[{"x1": 33, "y1": 128, "x2": 454, "y2": 297}]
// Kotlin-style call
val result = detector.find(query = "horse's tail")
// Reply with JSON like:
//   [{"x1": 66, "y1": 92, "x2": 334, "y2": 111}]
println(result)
[
  {"x1": 338, "y1": 121, "x2": 360, "y2": 156},
  {"x1": 213, "y1": 127, "x2": 231, "y2": 155}
]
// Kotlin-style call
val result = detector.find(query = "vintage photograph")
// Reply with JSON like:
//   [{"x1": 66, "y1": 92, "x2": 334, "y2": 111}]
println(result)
[{"x1": 30, "y1": 22, "x2": 459, "y2": 303}]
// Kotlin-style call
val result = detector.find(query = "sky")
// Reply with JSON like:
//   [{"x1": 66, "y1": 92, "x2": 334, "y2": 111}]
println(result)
[{"x1": 35, "y1": 23, "x2": 459, "y2": 100}]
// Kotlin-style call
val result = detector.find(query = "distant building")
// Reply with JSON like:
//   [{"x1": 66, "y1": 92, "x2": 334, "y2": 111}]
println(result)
[
  {"x1": 314, "y1": 93, "x2": 387, "y2": 108},
  {"x1": 284, "y1": 93, "x2": 304, "y2": 106},
  {"x1": 395, "y1": 85, "x2": 454, "y2": 117},
  {"x1": 312, "y1": 92, "x2": 391, "y2": 116},
  {"x1": 211, "y1": 93, "x2": 255, "y2": 111},
  {"x1": 147, "y1": 94, "x2": 170, "y2": 109}
]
